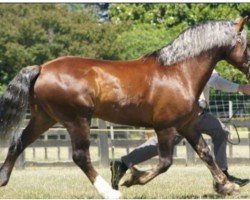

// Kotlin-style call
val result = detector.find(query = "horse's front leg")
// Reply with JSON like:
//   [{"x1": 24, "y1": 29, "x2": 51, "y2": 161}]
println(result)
[
  {"x1": 65, "y1": 117, "x2": 121, "y2": 199},
  {"x1": 120, "y1": 127, "x2": 176, "y2": 187},
  {"x1": 183, "y1": 129, "x2": 239, "y2": 196}
]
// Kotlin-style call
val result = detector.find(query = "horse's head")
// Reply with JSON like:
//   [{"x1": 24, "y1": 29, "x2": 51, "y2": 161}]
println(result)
[{"x1": 225, "y1": 16, "x2": 250, "y2": 82}]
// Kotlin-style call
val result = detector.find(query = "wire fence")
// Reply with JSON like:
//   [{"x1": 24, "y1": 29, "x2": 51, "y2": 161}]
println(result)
[
  {"x1": 1, "y1": 90, "x2": 249, "y2": 168},
  {"x1": 207, "y1": 89, "x2": 250, "y2": 119}
]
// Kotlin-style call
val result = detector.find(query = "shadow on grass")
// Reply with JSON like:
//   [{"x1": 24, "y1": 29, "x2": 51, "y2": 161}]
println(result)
[
  {"x1": 174, "y1": 193, "x2": 248, "y2": 199},
  {"x1": 131, "y1": 193, "x2": 249, "y2": 199},
  {"x1": 178, "y1": 194, "x2": 222, "y2": 199}
]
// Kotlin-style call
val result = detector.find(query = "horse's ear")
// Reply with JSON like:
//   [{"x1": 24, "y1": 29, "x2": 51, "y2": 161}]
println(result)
[{"x1": 235, "y1": 16, "x2": 249, "y2": 32}]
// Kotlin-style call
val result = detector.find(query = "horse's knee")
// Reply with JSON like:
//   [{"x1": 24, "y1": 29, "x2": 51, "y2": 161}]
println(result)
[
  {"x1": 159, "y1": 157, "x2": 172, "y2": 173},
  {"x1": 73, "y1": 150, "x2": 92, "y2": 174},
  {"x1": 72, "y1": 150, "x2": 87, "y2": 167},
  {"x1": 6, "y1": 139, "x2": 23, "y2": 158},
  {"x1": 198, "y1": 146, "x2": 214, "y2": 165}
]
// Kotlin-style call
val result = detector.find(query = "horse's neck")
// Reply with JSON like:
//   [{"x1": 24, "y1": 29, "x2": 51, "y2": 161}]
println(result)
[{"x1": 179, "y1": 50, "x2": 222, "y2": 100}]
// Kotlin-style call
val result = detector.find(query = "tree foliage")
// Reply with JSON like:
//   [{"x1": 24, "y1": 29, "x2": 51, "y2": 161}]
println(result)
[
  {"x1": 109, "y1": 3, "x2": 250, "y2": 83},
  {"x1": 0, "y1": 3, "x2": 249, "y2": 94},
  {"x1": 0, "y1": 4, "x2": 125, "y2": 91},
  {"x1": 109, "y1": 3, "x2": 250, "y2": 28}
]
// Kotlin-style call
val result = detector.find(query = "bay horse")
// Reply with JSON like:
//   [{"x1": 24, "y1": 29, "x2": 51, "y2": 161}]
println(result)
[{"x1": 0, "y1": 17, "x2": 249, "y2": 198}]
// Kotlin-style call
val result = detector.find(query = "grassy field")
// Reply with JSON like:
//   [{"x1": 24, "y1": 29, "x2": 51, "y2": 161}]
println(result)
[
  {"x1": 0, "y1": 127, "x2": 249, "y2": 198},
  {"x1": 0, "y1": 165, "x2": 249, "y2": 199}
]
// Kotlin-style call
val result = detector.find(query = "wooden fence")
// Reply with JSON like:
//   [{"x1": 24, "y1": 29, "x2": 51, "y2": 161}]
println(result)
[{"x1": 7, "y1": 117, "x2": 250, "y2": 169}]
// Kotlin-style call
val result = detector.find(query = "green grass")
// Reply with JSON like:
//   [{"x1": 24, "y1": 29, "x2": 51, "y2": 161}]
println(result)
[{"x1": 0, "y1": 165, "x2": 249, "y2": 199}]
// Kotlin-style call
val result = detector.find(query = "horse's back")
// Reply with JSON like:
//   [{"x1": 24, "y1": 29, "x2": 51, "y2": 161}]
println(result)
[{"x1": 33, "y1": 56, "x2": 156, "y2": 125}]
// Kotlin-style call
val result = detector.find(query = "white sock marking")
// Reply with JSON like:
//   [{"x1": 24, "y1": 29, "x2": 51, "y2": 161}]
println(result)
[{"x1": 94, "y1": 175, "x2": 121, "y2": 199}]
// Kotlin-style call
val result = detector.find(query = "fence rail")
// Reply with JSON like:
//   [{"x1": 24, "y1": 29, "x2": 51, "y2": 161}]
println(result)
[
  {"x1": 1, "y1": 97, "x2": 249, "y2": 168},
  {"x1": 5, "y1": 118, "x2": 248, "y2": 168}
]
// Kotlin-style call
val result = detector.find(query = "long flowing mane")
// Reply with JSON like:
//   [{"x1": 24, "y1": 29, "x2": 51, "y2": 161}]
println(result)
[{"x1": 146, "y1": 20, "x2": 247, "y2": 66}]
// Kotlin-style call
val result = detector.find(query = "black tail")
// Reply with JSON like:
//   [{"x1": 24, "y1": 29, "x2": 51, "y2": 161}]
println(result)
[{"x1": 0, "y1": 65, "x2": 40, "y2": 141}]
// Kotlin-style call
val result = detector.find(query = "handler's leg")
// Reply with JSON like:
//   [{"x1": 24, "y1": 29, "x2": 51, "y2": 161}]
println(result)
[
  {"x1": 120, "y1": 134, "x2": 183, "y2": 166},
  {"x1": 122, "y1": 136, "x2": 158, "y2": 167},
  {"x1": 111, "y1": 133, "x2": 183, "y2": 189},
  {"x1": 184, "y1": 129, "x2": 239, "y2": 196},
  {"x1": 111, "y1": 136, "x2": 158, "y2": 189},
  {"x1": 195, "y1": 113, "x2": 249, "y2": 186},
  {"x1": 119, "y1": 127, "x2": 176, "y2": 187}
]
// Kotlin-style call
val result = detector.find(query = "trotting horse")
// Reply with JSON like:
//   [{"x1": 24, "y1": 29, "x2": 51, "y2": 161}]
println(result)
[{"x1": 0, "y1": 17, "x2": 249, "y2": 198}]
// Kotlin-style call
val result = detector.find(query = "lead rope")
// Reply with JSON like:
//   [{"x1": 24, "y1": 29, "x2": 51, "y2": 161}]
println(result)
[{"x1": 224, "y1": 107, "x2": 242, "y2": 145}]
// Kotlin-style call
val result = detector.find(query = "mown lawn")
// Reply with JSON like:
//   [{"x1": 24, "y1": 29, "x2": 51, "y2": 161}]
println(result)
[{"x1": 0, "y1": 165, "x2": 249, "y2": 199}]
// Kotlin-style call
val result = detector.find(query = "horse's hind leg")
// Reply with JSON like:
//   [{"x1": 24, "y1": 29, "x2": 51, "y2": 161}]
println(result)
[
  {"x1": 65, "y1": 117, "x2": 121, "y2": 199},
  {"x1": 120, "y1": 127, "x2": 176, "y2": 187},
  {"x1": 184, "y1": 130, "x2": 239, "y2": 195},
  {"x1": 0, "y1": 106, "x2": 55, "y2": 186}
]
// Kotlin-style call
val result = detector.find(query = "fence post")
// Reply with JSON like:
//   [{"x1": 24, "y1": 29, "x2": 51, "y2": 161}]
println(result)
[
  {"x1": 98, "y1": 119, "x2": 109, "y2": 167},
  {"x1": 125, "y1": 131, "x2": 130, "y2": 154},
  {"x1": 185, "y1": 140, "x2": 195, "y2": 165},
  {"x1": 228, "y1": 101, "x2": 233, "y2": 158},
  {"x1": 173, "y1": 146, "x2": 177, "y2": 157},
  {"x1": 16, "y1": 152, "x2": 25, "y2": 169},
  {"x1": 32, "y1": 148, "x2": 36, "y2": 160},
  {"x1": 44, "y1": 133, "x2": 48, "y2": 160},
  {"x1": 110, "y1": 124, "x2": 115, "y2": 159},
  {"x1": 249, "y1": 133, "x2": 250, "y2": 158},
  {"x1": 67, "y1": 134, "x2": 72, "y2": 160},
  {"x1": 57, "y1": 134, "x2": 61, "y2": 161}
]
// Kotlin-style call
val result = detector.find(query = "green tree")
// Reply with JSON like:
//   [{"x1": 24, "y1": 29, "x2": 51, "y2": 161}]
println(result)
[
  {"x1": 0, "y1": 3, "x2": 249, "y2": 94},
  {"x1": 109, "y1": 3, "x2": 250, "y2": 83},
  {"x1": 0, "y1": 4, "x2": 125, "y2": 92},
  {"x1": 109, "y1": 3, "x2": 250, "y2": 28}
]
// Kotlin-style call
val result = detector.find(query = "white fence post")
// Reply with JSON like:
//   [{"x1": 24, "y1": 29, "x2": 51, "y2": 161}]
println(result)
[
  {"x1": 228, "y1": 101, "x2": 233, "y2": 157},
  {"x1": 185, "y1": 141, "x2": 195, "y2": 165},
  {"x1": 98, "y1": 120, "x2": 109, "y2": 167},
  {"x1": 16, "y1": 152, "x2": 25, "y2": 169},
  {"x1": 110, "y1": 124, "x2": 115, "y2": 159}
]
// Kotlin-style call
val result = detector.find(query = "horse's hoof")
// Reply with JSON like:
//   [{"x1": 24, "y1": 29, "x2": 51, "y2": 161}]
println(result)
[
  {"x1": 213, "y1": 181, "x2": 240, "y2": 196},
  {"x1": 119, "y1": 170, "x2": 134, "y2": 188},
  {"x1": 104, "y1": 189, "x2": 121, "y2": 199},
  {"x1": 0, "y1": 177, "x2": 8, "y2": 187},
  {"x1": 0, "y1": 170, "x2": 9, "y2": 187},
  {"x1": 119, "y1": 167, "x2": 147, "y2": 187}
]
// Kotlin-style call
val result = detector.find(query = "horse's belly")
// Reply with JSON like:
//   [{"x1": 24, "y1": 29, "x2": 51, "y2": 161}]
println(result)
[{"x1": 93, "y1": 103, "x2": 153, "y2": 127}]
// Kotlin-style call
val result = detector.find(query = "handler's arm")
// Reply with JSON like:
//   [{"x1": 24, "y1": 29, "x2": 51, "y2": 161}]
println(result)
[
  {"x1": 208, "y1": 71, "x2": 250, "y2": 94},
  {"x1": 238, "y1": 85, "x2": 250, "y2": 95},
  {"x1": 207, "y1": 71, "x2": 239, "y2": 92},
  {"x1": 208, "y1": 71, "x2": 250, "y2": 95}
]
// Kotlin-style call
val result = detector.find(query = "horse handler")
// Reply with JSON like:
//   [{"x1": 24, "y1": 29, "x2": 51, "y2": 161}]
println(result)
[{"x1": 111, "y1": 70, "x2": 250, "y2": 189}]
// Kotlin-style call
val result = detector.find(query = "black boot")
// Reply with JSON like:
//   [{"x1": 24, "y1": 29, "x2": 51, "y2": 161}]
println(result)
[
  {"x1": 223, "y1": 170, "x2": 249, "y2": 187},
  {"x1": 110, "y1": 160, "x2": 128, "y2": 190}
]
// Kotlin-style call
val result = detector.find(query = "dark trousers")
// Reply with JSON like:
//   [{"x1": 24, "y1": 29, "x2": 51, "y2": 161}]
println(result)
[{"x1": 121, "y1": 113, "x2": 229, "y2": 170}]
